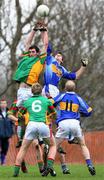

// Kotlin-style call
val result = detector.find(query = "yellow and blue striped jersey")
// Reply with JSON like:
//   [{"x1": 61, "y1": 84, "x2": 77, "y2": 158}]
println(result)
[
  {"x1": 53, "y1": 92, "x2": 92, "y2": 124},
  {"x1": 44, "y1": 55, "x2": 76, "y2": 90}
]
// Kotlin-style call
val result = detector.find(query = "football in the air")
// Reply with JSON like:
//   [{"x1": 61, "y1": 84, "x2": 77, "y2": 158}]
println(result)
[{"x1": 36, "y1": 4, "x2": 49, "y2": 17}]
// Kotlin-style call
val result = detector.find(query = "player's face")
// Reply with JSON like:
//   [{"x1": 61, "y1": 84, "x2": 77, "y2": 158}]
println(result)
[
  {"x1": 55, "y1": 53, "x2": 63, "y2": 64},
  {"x1": 0, "y1": 101, "x2": 7, "y2": 109},
  {"x1": 29, "y1": 48, "x2": 37, "y2": 57}
]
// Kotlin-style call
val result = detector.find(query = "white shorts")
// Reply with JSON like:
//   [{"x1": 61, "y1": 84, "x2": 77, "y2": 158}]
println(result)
[
  {"x1": 55, "y1": 119, "x2": 82, "y2": 140},
  {"x1": 17, "y1": 87, "x2": 33, "y2": 106},
  {"x1": 24, "y1": 121, "x2": 50, "y2": 140},
  {"x1": 42, "y1": 84, "x2": 59, "y2": 98}
]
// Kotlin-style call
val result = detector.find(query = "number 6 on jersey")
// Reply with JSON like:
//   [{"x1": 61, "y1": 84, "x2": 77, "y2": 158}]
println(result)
[{"x1": 32, "y1": 100, "x2": 42, "y2": 112}]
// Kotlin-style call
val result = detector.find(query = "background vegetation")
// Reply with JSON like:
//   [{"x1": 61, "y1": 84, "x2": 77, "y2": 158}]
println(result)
[{"x1": 0, "y1": 0, "x2": 104, "y2": 131}]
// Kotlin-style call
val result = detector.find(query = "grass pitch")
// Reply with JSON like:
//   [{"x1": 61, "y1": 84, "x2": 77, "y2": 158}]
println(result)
[{"x1": 0, "y1": 164, "x2": 104, "y2": 180}]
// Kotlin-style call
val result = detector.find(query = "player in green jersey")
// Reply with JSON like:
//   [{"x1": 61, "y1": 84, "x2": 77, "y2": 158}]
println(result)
[
  {"x1": 13, "y1": 83, "x2": 56, "y2": 177},
  {"x1": 13, "y1": 20, "x2": 48, "y2": 107}
]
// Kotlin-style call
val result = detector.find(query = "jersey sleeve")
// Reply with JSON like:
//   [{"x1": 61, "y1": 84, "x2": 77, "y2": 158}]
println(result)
[
  {"x1": 47, "y1": 99, "x2": 56, "y2": 115},
  {"x1": 53, "y1": 93, "x2": 65, "y2": 107},
  {"x1": 44, "y1": 55, "x2": 56, "y2": 86},
  {"x1": 77, "y1": 95, "x2": 92, "y2": 117},
  {"x1": 18, "y1": 107, "x2": 27, "y2": 116},
  {"x1": 7, "y1": 101, "x2": 18, "y2": 116},
  {"x1": 62, "y1": 66, "x2": 76, "y2": 80},
  {"x1": 47, "y1": 42, "x2": 52, "y2": 56}
]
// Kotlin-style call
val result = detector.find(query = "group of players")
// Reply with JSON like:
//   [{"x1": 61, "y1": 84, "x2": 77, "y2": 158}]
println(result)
[{"x1": 7, "y1": 20, "x2": 96, "y2": 177}]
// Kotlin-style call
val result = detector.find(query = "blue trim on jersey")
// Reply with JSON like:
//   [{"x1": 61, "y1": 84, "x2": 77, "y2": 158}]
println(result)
[
  {"x1": 77, "y1": 96, "x2": 92, "y2": 117},
  {"x1": 53, "y1": 92, "x2": 92, "y2": 124},
  {"x1": 44, "y1": 55, "x2": 76, "y2": 91}
]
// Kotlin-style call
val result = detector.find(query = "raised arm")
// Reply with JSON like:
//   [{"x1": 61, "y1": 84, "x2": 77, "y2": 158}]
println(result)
[
  {"x1": 41, "y1": 30, "x2": 48, "y2": 52},
  {"x1": 24, "y1": 20, "x2": 48, "y2": 52},
  {"x1": 24, "y1": 30, "x2": 36, "y2": 51},
  {"x1": 76, "y1": 58, "x2": 89, "y2": 79}
]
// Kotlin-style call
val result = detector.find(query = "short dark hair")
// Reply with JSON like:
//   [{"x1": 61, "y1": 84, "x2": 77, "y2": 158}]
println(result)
[
  {"x1": 29, "y1": 45, "x2": 40, "y2": 53},
  {"x1": 54, "y1": 51, "x2": 63, "y2": 60},
  {"x1": 32, "y1": 83, "x2": 42, "y2": 95},
  {"x1": 54, "y1": 51, "x2": 63, "y2": 56}
]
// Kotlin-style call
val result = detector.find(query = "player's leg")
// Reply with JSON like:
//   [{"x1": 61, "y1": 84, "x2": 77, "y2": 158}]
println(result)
[
  {"x1": 13, "y1": 121, "x2": 36, "y2": 177},
  {"x1": 56, "y1": 137, "x2": 70, "y2": 174},
  {"x1": 0, "y1": 138, "x2": 9, "y2": 165},
  {"x1": 74, "y1": 122, "x2": 96, "y2": 176},
  {"x1": 13, "y1": 139, "x2": 32, "y2": 177},
  {"x1": 57, "y1": 148, "x2": 70, "y2": 174},
  {"x1": 56, "y1": 120, "x2": 72, "y2": 174},
  {"x1": 16, "y1": 125, "x2": 28, "y2": 173},
  {"x1": 16, "y1": 126, "x2": 22, "y2": 148},
  {"x1": 21, "y1": 160, "x2": 28, "y2": 173},
  {"x1": 79, "y1": 136, "x2": 96, "y2": 176},
  {"x1": 32, "y1": 139, "x2": 44, "y2": 174},
  {"x1": 38, "y1": 138, "x2": 49, "y2": 172},
  {"x1": 16, "y1": 125, "x2": 26, "y2": 148},
  {"x1": 38, "y1": 123, "x2": 56, "y2": 177},
  {"x1": 42, "y1": 135, "x2": 57, "y2": 177},
  {"x1": 46, "y1": 134, "x2": 56, "y2": 176},
  {"x1": 38, "y1": 135, "x2": 57, "y2": 177},
  {"x1": 15, "y1": 87, "x2": 33, "y2": 173}
]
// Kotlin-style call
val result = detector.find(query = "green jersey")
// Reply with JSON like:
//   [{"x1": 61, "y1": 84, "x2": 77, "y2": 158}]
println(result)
[
  {"x1": 23, "y1": 95, "x2": 55, "y2": 123},
  {"x1": 13, "y1": 52, "x2": 47, "y2": 85}
]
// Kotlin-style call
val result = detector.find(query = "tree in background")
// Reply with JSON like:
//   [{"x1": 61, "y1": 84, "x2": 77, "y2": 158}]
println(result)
[{"x1": 0, "y1": 0, "x2": 104, "y2": 130}]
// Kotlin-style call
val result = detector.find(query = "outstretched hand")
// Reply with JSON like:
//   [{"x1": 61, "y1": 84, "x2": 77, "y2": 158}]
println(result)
[
  {"x1": 81, "y1": 57, "x2": 89, "y2": 67},
  {"x1": 33, "y1": 20, "x2": 47, "y2": 31}
]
